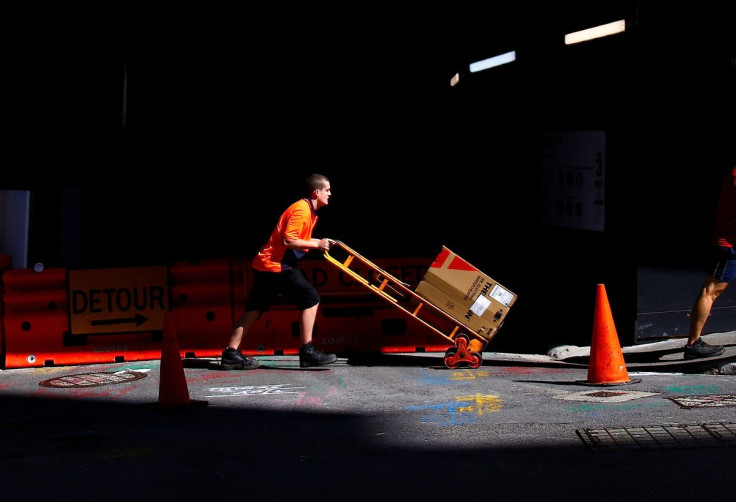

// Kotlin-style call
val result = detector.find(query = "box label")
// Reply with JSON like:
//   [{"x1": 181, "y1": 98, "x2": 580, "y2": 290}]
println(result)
[
  {"x1": 470, "y1": 294, "x2": 491, "y2": 317},
  {"x1": 490, "y1": 284, "x2": 515, "y2": 307}
]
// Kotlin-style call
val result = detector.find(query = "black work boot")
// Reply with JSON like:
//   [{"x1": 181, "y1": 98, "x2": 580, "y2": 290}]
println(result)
[
  {"x1": 221, "y1": 347, "x2": 260, "y2": 370},
  {"x1": 299, "y1": 341, "x2": 337, "y2": 368}
]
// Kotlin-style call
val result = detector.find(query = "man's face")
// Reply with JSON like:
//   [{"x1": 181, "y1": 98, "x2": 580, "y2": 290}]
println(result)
[{"x1": 315, "y1": 183, "x2": 331, "y2": 208}]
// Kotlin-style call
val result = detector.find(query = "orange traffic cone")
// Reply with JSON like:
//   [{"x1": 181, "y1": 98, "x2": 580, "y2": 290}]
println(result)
[
  {"x1": 585, "y1": 284, "x2": 640, "y2": 386},
  {"x1": 154, "y1": 312, "x2": 208, "y2": 409}
]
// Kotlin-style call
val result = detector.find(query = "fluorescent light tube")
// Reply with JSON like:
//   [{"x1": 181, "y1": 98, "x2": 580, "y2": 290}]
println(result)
[
  {"x1": 565, "y1": 19, "x2": 626, "y2": 45},
  {"x1": 469, "y1": 50, "x2": 516, "y2": 73}
]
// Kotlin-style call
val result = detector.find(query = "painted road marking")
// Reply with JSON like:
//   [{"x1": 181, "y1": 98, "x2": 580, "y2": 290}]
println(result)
[
  {"x1": 669, "y1": 394, "x2": 736, "y2": 408},
  {"x1": 205, "y1": 384, "x2": 305, "y2": 397},
  {"x1": 408, "y1": 393, "x2": 504, "y2": 426}
]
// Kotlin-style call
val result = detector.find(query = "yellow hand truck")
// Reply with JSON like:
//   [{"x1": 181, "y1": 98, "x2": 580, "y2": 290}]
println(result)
[{"x1": 323, "y1": 241, "x2": 494, "y2": 369}]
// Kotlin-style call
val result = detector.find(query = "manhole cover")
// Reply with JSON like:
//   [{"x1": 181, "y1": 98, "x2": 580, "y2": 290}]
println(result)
[
  {"x1": 553, "y1": 390, "x2": 659, "y2": 403},
  {"x1": 39, "y1": 371, "x2": 147, "y2": 388},
  {"x1": 577, "y1": 422, "x2": 736, "y2": 452}
]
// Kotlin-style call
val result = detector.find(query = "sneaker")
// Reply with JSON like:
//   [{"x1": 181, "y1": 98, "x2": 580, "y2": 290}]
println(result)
[
  {"x1": 221, "y1": 347, "x2": 260, "y2": 370},
  {"x1": 684, "y1": 338, "x2": 725, "y2": 360},
  {"x1": 299, "y1": 341, "x2": 337, "y2": 368}
]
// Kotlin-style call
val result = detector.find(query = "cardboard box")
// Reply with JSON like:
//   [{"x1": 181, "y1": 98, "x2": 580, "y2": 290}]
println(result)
[
  {"x1": 416, "y1": 246, "x2": 517, "y2": 339},
  {"x1": 415, "y1": 280, "x2": 497, "y2": 338},
  {"x1": 423, "y1": 246, "x2": 517, "y2": 306}
]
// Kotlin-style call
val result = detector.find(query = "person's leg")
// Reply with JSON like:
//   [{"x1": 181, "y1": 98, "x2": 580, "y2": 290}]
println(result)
[
  {"x1": 298, "y1": 303, "x2": 319, "y2": 346},
  {"x1": 221, "y1": 312, "x2": 261, "y2": 369},
  {"x1": 297, "y1": 302, "x2": 336, "y2": 367},
  {"x1": 298, "y1": 312, "x2": 337, "y2": 367},
  {"x1": 228, "y1": 310, "x2": 260, "y2": 349},
  {"x1": 221, "y1": 270, "x2": 276, "y2": 370},
  {"x1": 282, "y1": 269, "x2": 337, "y2": 367},
  {"x1": 688, "y1": 277, "x2": 728, "y2": 342},
  {"x1": 685, "y1": 245, "x2": 733, "y2": 359},
  {"x1": 685, "y1": 276, "x2": 728, "y2": 359}
]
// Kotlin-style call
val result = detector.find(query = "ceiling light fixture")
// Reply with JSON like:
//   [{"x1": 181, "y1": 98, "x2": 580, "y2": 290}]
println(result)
[
  {"x1": 469, "y1": 50, "x2": 517, "y2": 73},
  {"x1": 564, "y1": 19, "x2": 626, "y2": 45}
]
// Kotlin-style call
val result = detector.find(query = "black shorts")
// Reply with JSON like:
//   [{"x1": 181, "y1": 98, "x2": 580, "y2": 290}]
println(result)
[
  {"x1": 707, "y1": 245, "x2": 736, "y2": 282},
  {"x1": 244, "y1": 268, "x2": 320, "y2": 313}
]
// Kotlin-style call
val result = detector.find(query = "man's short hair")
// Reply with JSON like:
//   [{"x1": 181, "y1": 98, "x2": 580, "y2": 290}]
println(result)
[{"x1": 306, "y1": 174, "x2": 329, "y2": 194}]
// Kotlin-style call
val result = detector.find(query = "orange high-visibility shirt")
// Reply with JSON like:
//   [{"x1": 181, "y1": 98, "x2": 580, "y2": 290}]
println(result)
[{"x1": 252, "y1": 198, "x2": 318, "y2": 272}]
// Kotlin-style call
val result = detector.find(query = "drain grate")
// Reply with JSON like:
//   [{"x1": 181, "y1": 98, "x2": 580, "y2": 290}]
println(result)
[
  {"x1": 39, "y1": 371, "x2": 147, "y2": 388},
  {"x1": 586, "y1": 391, "x2": 627, "y2": 398},
  {"x1": 577, "y1": 422, "x2": 736, "y2": 452}
]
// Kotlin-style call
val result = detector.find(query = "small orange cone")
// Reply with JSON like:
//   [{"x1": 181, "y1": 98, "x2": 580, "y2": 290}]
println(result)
[
  {"x1": 585, "y1": 284, "x2": 640, "y2": 386},
  {"x1": 154, "y1": 312, "x2": 208, "y2": 409}
]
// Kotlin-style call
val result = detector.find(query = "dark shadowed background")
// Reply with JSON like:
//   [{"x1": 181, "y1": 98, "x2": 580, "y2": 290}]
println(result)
[{"x1": 4, "y1": 2, "x2": 735, "y2": 350}]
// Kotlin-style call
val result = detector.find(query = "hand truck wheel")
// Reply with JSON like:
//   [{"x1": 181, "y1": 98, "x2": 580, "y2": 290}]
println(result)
[{"x1": 444, "y1": 333, "x2": 483, "y2": 369}]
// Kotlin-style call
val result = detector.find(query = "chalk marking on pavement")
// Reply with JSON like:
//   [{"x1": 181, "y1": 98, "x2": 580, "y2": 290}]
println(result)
[
  {"x1": 419, "y1": 368, "x2": 491, "y2": 386},
  {"x1": 407, "y1": 393, "x2": 504, "y2": 426},
  {"x1": 205, "y1": 384, "x2": 305, "y2": 398},
  {"x1": 450, "y1": 369, "x2": 490, "y2": 381},
  {"x1": 664, "y1": 384, "x2": 721, "y2": 394},
  {"x1": 669, "y1": 394, "x2": 736, "y2": 408}
]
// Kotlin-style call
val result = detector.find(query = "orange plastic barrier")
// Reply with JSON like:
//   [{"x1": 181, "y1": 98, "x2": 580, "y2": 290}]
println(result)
[
  {"x1": 2, "y1": 267, "x2": 160, "y2": 368},
  {"x1": 168, "y1": 259, "x2": 245, "y2": 358},
  {"x1": 0, "y1": 254, "x2": 449, "y2": 369},
  {"x1": 2, "y1": 268, "x2": 70, "y2": 368}
]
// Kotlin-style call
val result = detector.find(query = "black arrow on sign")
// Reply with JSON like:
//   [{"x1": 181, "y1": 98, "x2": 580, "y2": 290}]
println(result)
[{"x1": 91, "y1": 313, "x2": 149, "y2": 327}]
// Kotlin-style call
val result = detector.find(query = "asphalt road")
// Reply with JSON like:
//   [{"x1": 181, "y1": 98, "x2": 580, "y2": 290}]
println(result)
[{"x1": 1, "y1": 334, "x2": 734, "y2": 502}]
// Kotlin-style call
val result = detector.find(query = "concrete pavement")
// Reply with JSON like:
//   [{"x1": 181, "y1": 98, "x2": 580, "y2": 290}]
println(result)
[{"x1": 1, "y1": 332, "x2": 734, "y2": 502}]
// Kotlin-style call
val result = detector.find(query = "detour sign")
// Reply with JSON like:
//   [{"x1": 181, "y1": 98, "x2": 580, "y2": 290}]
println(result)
[{"x1": 68, "y1": 266, "x2": 169, "y2": 335}]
